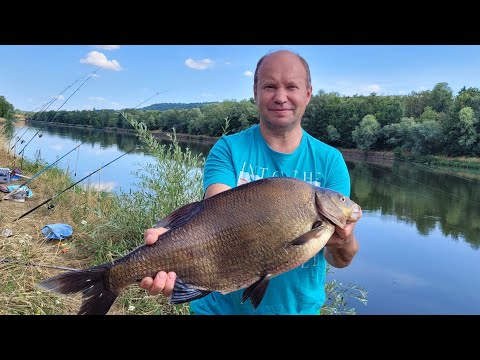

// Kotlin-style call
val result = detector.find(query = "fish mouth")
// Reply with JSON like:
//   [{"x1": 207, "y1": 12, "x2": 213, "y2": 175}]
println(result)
[{"x1": 349, "y1": 204, "x2": 362, "y2": 221}]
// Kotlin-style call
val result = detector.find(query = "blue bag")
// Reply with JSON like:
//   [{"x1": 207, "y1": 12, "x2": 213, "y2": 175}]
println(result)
[{"x1": 41, "y1": 224, "x2": 73, "y2": 240}]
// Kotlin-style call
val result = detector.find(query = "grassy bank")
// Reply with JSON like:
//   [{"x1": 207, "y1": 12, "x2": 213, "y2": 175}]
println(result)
[
  {"x1": 394, "y1": 149, "x2": 480, "y2": 170},
  {"x1": 0, "y1": 134, "x2": 115, "y2": 314}
]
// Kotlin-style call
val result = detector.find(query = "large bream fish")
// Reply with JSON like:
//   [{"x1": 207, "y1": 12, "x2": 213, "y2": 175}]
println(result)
[{"x1": 39, "y1": 177, "x2": 361, "y2": 315}]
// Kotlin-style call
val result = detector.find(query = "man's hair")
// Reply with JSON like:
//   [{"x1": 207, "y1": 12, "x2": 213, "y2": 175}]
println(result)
[{"x1": 254, "y1": 50, "x2": 312, "y2": 89}]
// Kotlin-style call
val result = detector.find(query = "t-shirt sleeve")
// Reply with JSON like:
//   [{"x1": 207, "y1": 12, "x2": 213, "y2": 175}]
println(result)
[
  {"x1": 324, "y1": 150, "x2": 351, "y2": 198},
  {"x1": 203, "y1": 136, "x2": 237, "y2": 193}
]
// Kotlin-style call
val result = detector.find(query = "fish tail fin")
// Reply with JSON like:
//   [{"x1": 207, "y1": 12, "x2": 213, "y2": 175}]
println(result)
[{"x1": 38, "y1": 265, "x2": 118, "y2": 315}]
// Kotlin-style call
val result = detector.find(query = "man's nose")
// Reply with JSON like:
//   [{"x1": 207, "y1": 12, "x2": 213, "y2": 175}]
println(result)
[{"x1": 273, "y1": 88, "x2": 287, "y2": 103}]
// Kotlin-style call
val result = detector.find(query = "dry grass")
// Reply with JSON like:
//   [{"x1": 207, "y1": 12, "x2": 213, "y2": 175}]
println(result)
[{"x1": 0, "y1": 135, "x2": 144, "y2": 314}]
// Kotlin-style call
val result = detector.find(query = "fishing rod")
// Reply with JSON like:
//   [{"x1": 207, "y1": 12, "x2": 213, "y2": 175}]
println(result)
[
  {"x1": 12, "y1": 109, "x2": 177, "y2": 221},
  {"x1": 10, "y1": 99, "x2": 57, "y2": 150},
  {"x1": 10, "y1": 77, "x2": 85, "y2": 151},
  {"x1": 6, "y1": 91, "x2": 166, "y2": 200},
  {"x1": 17, "y1": 67, "x2": 102, "y2": 169},
  {"x1": 14, "y1": 147, "x2": 136, "y2": 222},
  {"x1": 0, "y1": 257, "x2": 79, "y2": 272},
  {"x1": 132, "y1": 92, "x2": 161, "y2": 110},
  {"x1": 2, "y1": 141, "x2": 87, "y2": 201}
]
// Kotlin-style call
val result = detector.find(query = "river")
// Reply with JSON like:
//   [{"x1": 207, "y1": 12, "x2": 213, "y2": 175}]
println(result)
[{"x1": 7, "y1": 123, "x2": 480, "y2": 315}]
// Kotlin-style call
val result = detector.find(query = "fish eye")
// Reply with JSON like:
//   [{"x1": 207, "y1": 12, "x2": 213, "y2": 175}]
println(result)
[{"x1": 340, "y1": 196, "x2": 346, "y2": 202}]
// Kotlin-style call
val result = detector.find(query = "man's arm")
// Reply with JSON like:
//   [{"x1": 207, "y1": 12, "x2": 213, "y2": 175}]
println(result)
[
  {"x1": 205, "y1": 183, "x2": 232, "y2": 198},
  {"x1": 324, "y1": 216, "x2": 360, "y2": 268}
]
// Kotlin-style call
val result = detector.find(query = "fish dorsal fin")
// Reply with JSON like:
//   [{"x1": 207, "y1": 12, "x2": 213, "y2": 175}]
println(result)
[
  {"x1": 154, "y1": 201, "x2": 204, "y2": 231},
  {"x1": 286, "y1": 221, "x2": 329, "y2": 247},
  {"x1": 169, "y1": 276, "x2": 211, "y2": 304},
  {"x1": 241, "y1": 274, "x2": 271, "y2": 310}
]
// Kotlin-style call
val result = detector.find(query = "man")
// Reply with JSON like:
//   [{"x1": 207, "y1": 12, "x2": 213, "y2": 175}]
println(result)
[{"x1": 140, "y1": 49, "x2": 361, "y2": 314}]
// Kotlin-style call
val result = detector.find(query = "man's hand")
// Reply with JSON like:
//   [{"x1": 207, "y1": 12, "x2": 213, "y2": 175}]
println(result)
[
  {"x1": 138, "y1": 227, "x2": 177, "y2": 297},
  {"x1": 324, "y1": 208, "x2": 362, "y2": 268},
  {"x1": 326, "y1": 219, "x2": 357, "y2": 247}
]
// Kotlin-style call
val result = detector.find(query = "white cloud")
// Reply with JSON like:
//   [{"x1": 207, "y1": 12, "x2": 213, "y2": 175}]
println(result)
[
  {"x1": 52, "y1": 95, "x2": 65, "y2": 100},
  {"x1": 185, "y1": 58, "x2": 214, "y2": 70},
  {"x1": 366, "y1": 84, "x2": 381, "y2": 93},
  {"x1": 93, "y1": 45, "x2": 120, "y2": 50},
  {"x1": 91, "y1": 73, "x2": 100, "y2": 78},
  {"x1": 80, "y1": 51, "x2": 122, "y2": 71},
  {"x1": 243, "y1": 70, "x2": 253, "y2": 77},
  {"x1": 88, "y1": 96, "x2": 105, "y2": 101}
]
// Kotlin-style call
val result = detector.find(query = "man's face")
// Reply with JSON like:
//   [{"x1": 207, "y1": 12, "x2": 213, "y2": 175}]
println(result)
[{"x1": 254, "y1": 51, "x2": 312, "y2": 131}]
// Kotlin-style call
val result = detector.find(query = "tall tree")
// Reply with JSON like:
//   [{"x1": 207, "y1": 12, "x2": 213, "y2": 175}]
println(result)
[
  {"x1": 352, "y1": 114, "x2": 380, "y2": 150},
  {"x1": 429, "y1": 82, "x2": 453, "y2": 113}
]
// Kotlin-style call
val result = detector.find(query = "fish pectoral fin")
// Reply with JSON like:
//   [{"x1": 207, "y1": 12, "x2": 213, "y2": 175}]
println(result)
[
  {"x1": 169, "y1": 277, "x2": 210, "y2": 304},
  {"x1": 286, "y1": 223, "x2": 328, "y2": 247},
  {"x1": 241, "y1": 274, "x2": 271, "y2": 310},
  {"x1": 154, "y1": 201, "x2": 204, "y2": 232}
]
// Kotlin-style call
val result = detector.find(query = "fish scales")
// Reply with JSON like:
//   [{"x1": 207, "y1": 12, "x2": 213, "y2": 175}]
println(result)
[{"x1": 108, "y1": 178, "x2": 322, "y2": 291}]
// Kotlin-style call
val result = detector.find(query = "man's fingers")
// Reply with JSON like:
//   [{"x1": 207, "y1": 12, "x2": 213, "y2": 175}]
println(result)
[
  {"x1": 162, "y1": 272, "x2": 177, "y2": 297},
  {"x1": 139, "y1": 277, "x2": 153, "y2": 289},
  {"x1": 149, "y1": 271, "x2": 168, "y2": 296},
  {"x1": 144, "y1": 228, "x2": 168, "y2": 245}
]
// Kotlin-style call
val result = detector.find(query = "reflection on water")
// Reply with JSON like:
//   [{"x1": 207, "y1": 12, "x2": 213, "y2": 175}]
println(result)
[
  {"x1": 8, "y1": 123, "x2": 480, "y2": 314},
  {"x1": 348, "y1": 161, "x2": 479, "y2": 247}
]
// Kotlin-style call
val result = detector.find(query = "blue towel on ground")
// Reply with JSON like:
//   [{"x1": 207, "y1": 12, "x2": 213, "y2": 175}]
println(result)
[
  {"x1": 10, "y1": 175, "x2": 21, "y2": 181},
  {"x1": 6, "y1": 185, "x2": 33, "y2": 197},
  {"x1": 41, "y1": 224, "x2": 73, "y2": 240}
]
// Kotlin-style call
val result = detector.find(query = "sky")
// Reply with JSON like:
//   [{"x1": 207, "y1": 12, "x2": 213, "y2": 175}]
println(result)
[{"x1": 2, "y1": 45, "x2": 480, "y2": 111}]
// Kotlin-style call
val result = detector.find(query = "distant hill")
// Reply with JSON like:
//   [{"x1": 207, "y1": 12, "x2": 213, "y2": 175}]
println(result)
[{"x1": 142, "y1": 102, "x2": 218, "y2": 111}]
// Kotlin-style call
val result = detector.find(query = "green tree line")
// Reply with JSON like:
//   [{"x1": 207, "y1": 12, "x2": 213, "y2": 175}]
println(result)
[{"x1": 6, "y1": 81, "x2": 480, "y2": 156}]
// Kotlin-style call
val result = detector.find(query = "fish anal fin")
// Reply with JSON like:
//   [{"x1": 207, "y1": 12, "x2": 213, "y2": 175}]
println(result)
[
  {"x1": 241, "y1": 274, "x2": 271, "y2": 310},
  {"x1": 169, "y1": 277, "x2": 210, "y2": 304},
  {"x1": 154, "y1": 201, "x2": 203, "y2": 231}
]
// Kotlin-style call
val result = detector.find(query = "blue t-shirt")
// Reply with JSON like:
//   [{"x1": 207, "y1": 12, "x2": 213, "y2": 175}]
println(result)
[{"x1": 190, "y1": 124, "x2": 350, "y2": 315}]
